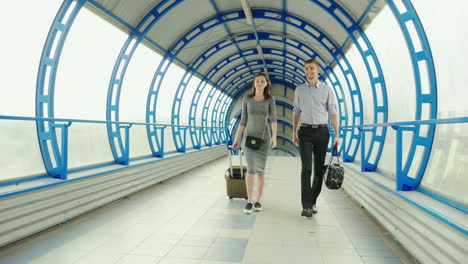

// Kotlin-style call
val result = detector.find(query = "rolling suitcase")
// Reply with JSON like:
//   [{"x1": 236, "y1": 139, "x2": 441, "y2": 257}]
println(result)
[{"x1": 225, "y1": 146, "x2": 247, "y2": 199}]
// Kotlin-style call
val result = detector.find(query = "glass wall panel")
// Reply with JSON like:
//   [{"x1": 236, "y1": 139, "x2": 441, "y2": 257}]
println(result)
[
  {"x1": 154, "y1": 63, "x2": 186, "y2": 152},
  {"x1": 423, "y1": 123, "x2": 468, "y2": 204},
  {"x1": 0, "y1": 0, "x2": 62, "y2": 116},
  {"x1": 362, "y1": 6, "x2": 415, "y2": 174},
  {"x1": 0, "y1": 1, "x2": 62, "y2": 180},
  {"x1": 342, "y1": 45, "x2": 369, "y2": 162},
  {"x1": 0, "y1": 121, "x2": 46, "y2": 180},
  {"x1": 195, "y1": 84, "x2": 211, "y2": 127},
  {"x1": 207, "y1": 89, "x2": 222, "y2": 128},
  {"x1": 412, "y1": 0, "x2": 468, "y2": 203},
  {"x1": 54, "y1": 8, "x2": 127, "y2": 168},
  {"x1": 180, "y1": 76, "x2": 202, "y2": 126},
  {"x1": 120, "y1": 44, "x2": 163, "y2": 158}
]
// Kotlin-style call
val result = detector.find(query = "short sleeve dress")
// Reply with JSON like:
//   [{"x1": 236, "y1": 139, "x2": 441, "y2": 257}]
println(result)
[{"x1": 239, "y1": 95, "x2": 277, "y2": 174}]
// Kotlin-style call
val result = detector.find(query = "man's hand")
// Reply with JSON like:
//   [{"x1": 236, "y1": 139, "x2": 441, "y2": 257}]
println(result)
[
  {"x1": 233, "y1": 140, "x2": 240, "y2": 149},
  {"x1": 293, "y1": 134, "x2": 299, "y2": 146},
  {"x1": 333, "y1": 137, "x2": 340, "y2": 147}
]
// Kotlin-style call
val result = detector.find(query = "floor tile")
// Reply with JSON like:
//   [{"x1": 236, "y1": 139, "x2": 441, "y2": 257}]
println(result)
[{"x1": 0, "y1": 157, "x2": 415, "y2": 264}]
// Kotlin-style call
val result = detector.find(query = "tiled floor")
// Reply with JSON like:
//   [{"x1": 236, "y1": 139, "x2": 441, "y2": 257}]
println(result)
[{"x1": 0, "y1": 156, "x2": 414, "y2": 264}]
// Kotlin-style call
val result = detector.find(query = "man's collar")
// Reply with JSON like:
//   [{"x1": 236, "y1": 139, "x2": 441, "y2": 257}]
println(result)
[{"x1": 304, "y1": 80, "x2": 321, "y2": 88}]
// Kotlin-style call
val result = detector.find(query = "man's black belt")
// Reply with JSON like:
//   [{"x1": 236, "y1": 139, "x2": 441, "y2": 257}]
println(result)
[{"x1": 300, "y1": 123, "x2": 327, "y2": 128}]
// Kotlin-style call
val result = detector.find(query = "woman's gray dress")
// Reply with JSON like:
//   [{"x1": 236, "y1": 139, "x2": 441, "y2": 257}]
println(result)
[{"x1": 240, "y1": 95, "x2": 277, "y2": 174}]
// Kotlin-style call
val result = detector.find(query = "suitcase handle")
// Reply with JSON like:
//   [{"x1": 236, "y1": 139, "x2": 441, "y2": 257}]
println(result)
[{"x1": 227, "y1": 145, "x2": 243, "y2": 178}]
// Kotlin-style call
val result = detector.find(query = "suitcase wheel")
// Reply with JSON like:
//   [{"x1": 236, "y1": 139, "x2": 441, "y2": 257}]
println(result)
[{"x1": 229, "y1": 197, "x2": 233, "y2": 199}]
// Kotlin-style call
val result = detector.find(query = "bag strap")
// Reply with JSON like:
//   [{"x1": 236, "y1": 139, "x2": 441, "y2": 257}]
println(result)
[
  {"x1": 260, "y1": 117, "x2": 268, "y2": 140},
  {"x1": 333, "y1": 144, "x2": 340, "y2": 164},
  {"x1": 327, "y1": 144, "x2": 340, "y2": 167}
]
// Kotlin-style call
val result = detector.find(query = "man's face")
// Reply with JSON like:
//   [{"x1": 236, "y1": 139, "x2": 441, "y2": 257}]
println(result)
[{"x1": 304, "y1": 62, "x2": 320, "y2": 80}]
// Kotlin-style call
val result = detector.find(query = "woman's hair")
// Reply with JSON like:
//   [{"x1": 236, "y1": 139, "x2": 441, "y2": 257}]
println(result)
[{"x1": 248, "y1": 73, "x2": 271, "y2": 99}]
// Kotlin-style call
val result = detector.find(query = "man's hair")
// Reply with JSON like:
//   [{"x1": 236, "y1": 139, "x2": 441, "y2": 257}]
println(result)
[{"x1": 305, "y1": 58, "x2": 320, "y2": 67}]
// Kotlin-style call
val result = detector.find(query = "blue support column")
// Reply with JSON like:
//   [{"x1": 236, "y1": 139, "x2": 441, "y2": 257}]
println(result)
[
  {"x1": 49, "y1": 122, "x2": 72, "y2": 180},
  {"x1": 392, "y1": 125, "x2": 419, "y2": 191},
  {"x1": 36, "y1": 0, "x2": 85, "y2": 178},
  {"x1": 306, "y1": 1, "x2": 388, "y2": 171},
  {"x1": 104, "y1": 0, "x2": 184, "y2": 163},
  {"x1": 183, "y1": 26, "x2": 359, "y2": 153},
  {"x1": 386, "y1": 0, "x2": 438, "y2": 190},
  {"x1": 118, "y1": 124, "x2": 132, "y2": 165}
]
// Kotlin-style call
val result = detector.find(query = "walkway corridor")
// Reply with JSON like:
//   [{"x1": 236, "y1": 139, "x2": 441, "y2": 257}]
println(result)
[{"x1": 0, "y1": 156, "x2": 413, "y2": 264}]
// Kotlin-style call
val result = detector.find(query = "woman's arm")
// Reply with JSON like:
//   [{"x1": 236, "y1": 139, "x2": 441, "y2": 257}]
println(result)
[
  {"x1": 269, "y1": 97, "x2": 278, "y2": 148},
  {"x1": 233, "y1": 96, "x2": 248, "y2": 148},
  {"x1": 270, "y1": 122, "x2": 277, "y2": 148}
]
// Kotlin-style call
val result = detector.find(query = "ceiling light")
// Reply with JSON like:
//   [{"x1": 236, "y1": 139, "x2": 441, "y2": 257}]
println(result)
[{"x1": 240, "y1": 0, "x2": 253, "y2": 25}]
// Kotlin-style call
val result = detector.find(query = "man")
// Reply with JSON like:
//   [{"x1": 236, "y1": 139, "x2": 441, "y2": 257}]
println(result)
[{"x1": 292, "y1": 58, "x2": 340, "y2": 218}]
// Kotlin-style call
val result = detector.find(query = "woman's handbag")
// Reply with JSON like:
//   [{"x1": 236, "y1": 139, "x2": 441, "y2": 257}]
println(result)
[
  {"x1": 245, "y1": 118, "x2": 268, "y2": 150},
  {"x1": 245, "y1": 135, "x2": 264, "y2": 150},
  {"x1": 323, "y1": 144, "x2": 344, "y2": 190}
]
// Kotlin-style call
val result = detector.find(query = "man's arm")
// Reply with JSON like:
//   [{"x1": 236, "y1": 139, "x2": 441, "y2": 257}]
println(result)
[
  {"x1": 292, "y1": 115, "x2": 300, "y2": 146},
  {"x1": 292, "y1": 90, "x2": 301, "y2": 146},
  {"x1": 330, "y1": 113, "x2": 340, "y2": 146},
  {"x1": 326, "y1": 85, "x2": 340, "y2": 146}
]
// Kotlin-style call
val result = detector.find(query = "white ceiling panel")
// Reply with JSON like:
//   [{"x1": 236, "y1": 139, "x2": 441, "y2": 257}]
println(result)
[
  {"x1": 86, "y1": 0, "x2": 386, "y2": 85},
  {"x1": 146, "y1": 0, "x2": 216, "y2": 50},
  {"x1": 176, "y1": 25, "x2": 230, "y2": 64}
]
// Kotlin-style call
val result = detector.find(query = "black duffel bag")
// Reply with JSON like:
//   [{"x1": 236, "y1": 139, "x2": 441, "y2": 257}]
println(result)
[{"x1": 323, "y1": 144, "x2": 344, "y2": 190}]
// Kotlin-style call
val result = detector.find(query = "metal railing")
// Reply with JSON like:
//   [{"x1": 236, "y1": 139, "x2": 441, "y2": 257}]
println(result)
[{"x1": 0, "y1": 115, "x2": 226, "y2": 182}]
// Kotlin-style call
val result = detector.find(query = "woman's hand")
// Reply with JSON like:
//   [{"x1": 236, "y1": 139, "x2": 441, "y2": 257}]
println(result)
[
  {"x1": 233, "y1": 140, "x2": 240, "y2": 149},
  {"x1": 271, "y1": 137, "x2": 277, "y2": 149}
]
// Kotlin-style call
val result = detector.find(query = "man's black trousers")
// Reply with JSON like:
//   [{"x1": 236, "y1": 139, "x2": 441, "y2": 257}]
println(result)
[{"x1": 298, "y1": 126, "x2": 330, "y2": 209}]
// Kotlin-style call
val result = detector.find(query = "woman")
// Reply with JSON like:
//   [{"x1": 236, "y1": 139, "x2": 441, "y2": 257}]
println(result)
[{"x1": 233, "y1": 73, "x2": 277, "y2": 214}]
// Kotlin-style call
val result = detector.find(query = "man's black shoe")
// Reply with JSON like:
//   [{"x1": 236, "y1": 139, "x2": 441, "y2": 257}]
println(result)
[
  {"x1": 312, "y1": 204, "x2": 318, "y2": 214},
  {"x1": 301, "y1": 208, "x2": 313, "y2": 217}
]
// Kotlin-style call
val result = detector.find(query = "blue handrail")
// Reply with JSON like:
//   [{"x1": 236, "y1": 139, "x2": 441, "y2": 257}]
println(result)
[
  {"x1": 0, "y1": 115, "x2": 224, "y2": 128},
  {"x1": 340, "y1": 117, "x2": 467, "y2": 191},
  {"x1": 340, "y1": 117, "x2": 467, "y2": 128},
  {"x1": 0, "y1": 115, "x2": 225, "y2": 181}
]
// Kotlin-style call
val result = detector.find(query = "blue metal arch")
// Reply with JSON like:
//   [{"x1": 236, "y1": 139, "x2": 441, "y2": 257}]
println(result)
[
  {"x1": 223, "y1": 66, "x2": 303, "y2": 94},
  {"x1": 104, "y1": 0, "x2": 187, "y2": 161},
  {"x1": 301, "y1": 2, "x2": 388, "y2": 170},
  {"x1": 180, "y1": 18, "x2": 360, "y2": 158},
  {"x1": 222, "y1": 62, "x2": 305, "y2": 90},
  {"x1": 191, "y1": 16, "x2": 361, "y2": 159},
  {"x1": 177, "y1": 16, "x2": 362, "y2": 146},
  {"x1": 386, "y1": 0, "x2": 437, "y2": 190},
  {"x1": 36, "y1": 0, "x2": 85, "y2": 179},
  {"x1": 210, "y1": 92, "x2": 230, "y2": 145},
  {"x1": 209, "y1": 49, "x2": 305, "y2": 85},
  {"x1": 167, "y1": 9, "x2": 262, "y2": 152}
]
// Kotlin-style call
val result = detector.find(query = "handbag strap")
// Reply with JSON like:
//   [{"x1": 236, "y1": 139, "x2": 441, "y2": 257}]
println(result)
[
  {"x1": 260, "y1": 117, "x2": 268, "y2": 140},
  {"x1": 327, "y1": 144, "x2": 340, "y2": 166}
]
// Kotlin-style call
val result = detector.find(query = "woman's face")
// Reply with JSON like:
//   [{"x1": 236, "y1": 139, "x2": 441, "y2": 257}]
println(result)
[{"x1": 254, "y1": 76, "x2": 268, "y2": 90}]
